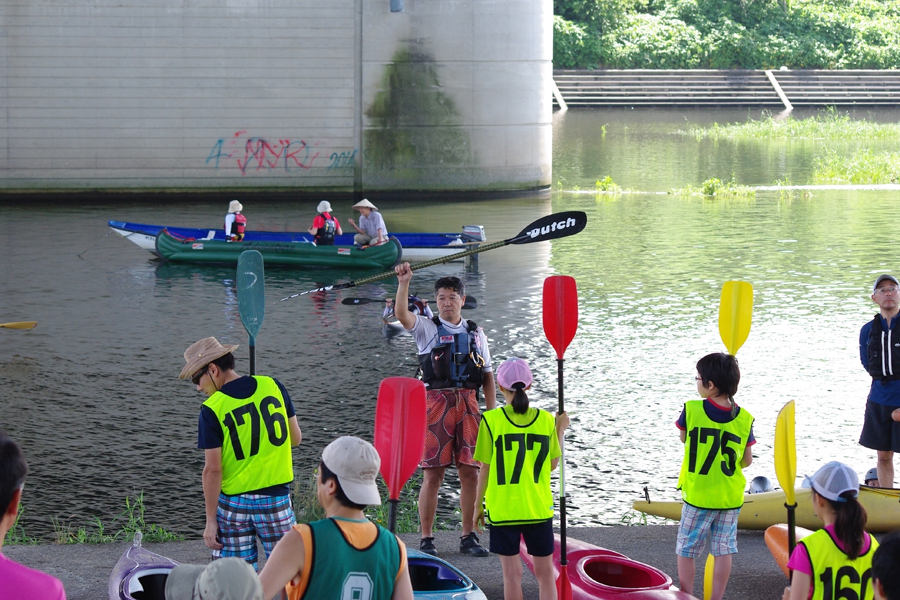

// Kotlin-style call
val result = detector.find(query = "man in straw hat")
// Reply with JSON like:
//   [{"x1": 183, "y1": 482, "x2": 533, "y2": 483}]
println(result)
[
  {"x1": 348, "y1": 198, "x2": 388, "y2": 246},
  {"x1": 165, "y1": 557, "x2": 262, "y2": 600},
  {"x1": 259, "y1": 436, "x2": 413, "y2": 600},
  {"x1": 225, "y1": 200, "x2": 246, "y2": 242},
  {"x1": 307, "y1": 200, "x2": 342, "y2": 245},
  {"x1": 179, "y1": 337, "x2": 302, "y2": 570}
]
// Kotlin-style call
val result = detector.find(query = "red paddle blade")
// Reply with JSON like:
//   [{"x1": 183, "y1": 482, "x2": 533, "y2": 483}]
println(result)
[
  {"x1": 543, "y1": 276, "x2": 579, "y2": 359},
  {"x1": 374, "y1": 377, "x2": 427, "y2": 500},
  {"x1": 557, "y1": 565, "x2": 573, "y2": 600}
]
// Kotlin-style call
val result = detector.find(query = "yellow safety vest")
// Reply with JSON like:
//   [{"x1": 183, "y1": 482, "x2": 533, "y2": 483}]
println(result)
[
  {"x1": 480, "y1": 406, "x2": 560, "y2": 525},
  {"x1": 677, "y1": 400, "x2": 753, "y2": 510},
  {"x1": 801, "y1": 528, "x2": 878, "y2": 600},
  {"x1": 203, "y1": 376, "x2": 294, "y2": 495}
]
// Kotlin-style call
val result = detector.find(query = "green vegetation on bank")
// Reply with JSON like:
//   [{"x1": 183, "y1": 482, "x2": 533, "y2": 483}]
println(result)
[
  {"x1": 813, "y1": 149, "x2": 900, "y2": 184},
  {"x1": 685, "y1": 109, "x2": 900, "y2": 141},
  {"x1": 4, "y1": 494, "x2": 184, "y2": 546},
  {"x1": 554, "y1": 0, "x2": 900, "y2": 69}
]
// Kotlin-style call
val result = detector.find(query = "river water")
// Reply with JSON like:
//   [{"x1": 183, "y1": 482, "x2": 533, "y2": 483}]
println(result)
[{"x1": 3, "y1": 107, "x2": 900, "y2": 539}]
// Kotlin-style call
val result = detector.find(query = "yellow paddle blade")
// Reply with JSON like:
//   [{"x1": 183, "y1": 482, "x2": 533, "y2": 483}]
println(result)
[
  {"x1": 775, "y1": 400, "x2": 797, "y2": 505},
  {"x1": 703, "y1": 554, "x2": 714, "y2": 600},
  {"x1": 0, "y1": 321, "x2": 37, "y2": 329},
  {"x1": 718, "y1": 281, "x2": 753, "y2": 355}
]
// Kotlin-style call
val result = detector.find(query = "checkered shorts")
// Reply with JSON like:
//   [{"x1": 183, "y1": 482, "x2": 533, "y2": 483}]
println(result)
[
  {"x1": 676, "y1": 503, "x2": 740, "y2": 558},
  {"x1": 214, "y1": 492, "x2": 296, "y2": 570}
]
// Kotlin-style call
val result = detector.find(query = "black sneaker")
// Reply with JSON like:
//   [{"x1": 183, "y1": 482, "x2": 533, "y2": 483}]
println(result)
[
  {"x1": 419, "y1": 537, "x2": 437, "y2": 556},
  {"x1": 459, "y1": 532, "x2": 489, "y2": 557}
]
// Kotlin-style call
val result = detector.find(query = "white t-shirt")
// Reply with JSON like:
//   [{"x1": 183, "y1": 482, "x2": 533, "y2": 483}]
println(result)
[
  {"x1": 410, "y1": 315, "x2": 492, "y2": 373},
  {"x1": 359, "y1": 211, "x2": 388, "y2": 238}
]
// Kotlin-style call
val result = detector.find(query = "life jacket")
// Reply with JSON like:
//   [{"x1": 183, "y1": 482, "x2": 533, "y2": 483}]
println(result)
[
  {"x1": 234, "y1": 213, "x2": 246, "y2": 237},
  {"x1": 418, "y1": 317, "x2": 485, "y2": 389},
  {"x1": 315, "y1": 213, "x2": 336, "y2": 245},
  {"x1": 866, "y1": 315, "x2": 900, "y2": 380},
  {"x1": 800, "y1": 528, "x2": 878, "y2": 600}
]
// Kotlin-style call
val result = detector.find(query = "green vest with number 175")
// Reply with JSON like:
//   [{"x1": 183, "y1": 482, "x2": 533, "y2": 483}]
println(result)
[
  {"x1": 677, "y1": 400, "x2": 753, "y2": 510},
  {"x1": 203, "y1": 376, "x2": 293, "y2": 495}
]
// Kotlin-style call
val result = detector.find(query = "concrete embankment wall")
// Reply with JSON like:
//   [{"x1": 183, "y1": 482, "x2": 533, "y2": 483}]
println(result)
[{"x1": 0, "y1": 0, "x2": 551, "y2": 196}]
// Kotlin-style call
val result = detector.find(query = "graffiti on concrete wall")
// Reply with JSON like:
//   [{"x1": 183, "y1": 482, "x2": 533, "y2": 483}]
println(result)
[{"x1": 206, "y1": 131, "x2": 358, "y2": 175}]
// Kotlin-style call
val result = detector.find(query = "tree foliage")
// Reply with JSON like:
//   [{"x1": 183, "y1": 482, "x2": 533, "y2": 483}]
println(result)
[{"x1": 554, "y1": 0, "x2": 900, "y2": 69}]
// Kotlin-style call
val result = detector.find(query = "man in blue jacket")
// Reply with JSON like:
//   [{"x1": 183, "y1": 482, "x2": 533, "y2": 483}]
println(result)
[{"x1": 860, "y1": 274, "x2": 900, "y2": 488}]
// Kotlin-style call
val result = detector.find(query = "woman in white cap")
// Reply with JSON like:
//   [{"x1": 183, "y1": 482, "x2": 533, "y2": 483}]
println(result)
[
  {"x1": 781, "y1": 461, "x2": 879, "y2": 600},
  {"x1": 225, "y1": 200, "x2": 246, "y2": 242},
  {"x1": 348, "y1": 199, "x2": 388, "y2": 246},
  {"x1": 307, "y1": 200, "x2": 342, "y2": 246},
  {"x1": 473, "y1": 357, "x2": 569, "y2": 600}
]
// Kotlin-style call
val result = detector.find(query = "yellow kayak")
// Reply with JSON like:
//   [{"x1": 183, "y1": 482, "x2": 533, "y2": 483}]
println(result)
[{"x1": 632, "y1": 485, "x2": 900, "y2": 532}]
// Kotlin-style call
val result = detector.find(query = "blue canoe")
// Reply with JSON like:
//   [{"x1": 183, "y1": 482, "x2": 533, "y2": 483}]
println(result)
[
  {"x1": 109, "y1": 220, "x2": 486, "y2": 263},
  {"x1": 109, "y1": 532, "x2": 486, "y2": 600}
]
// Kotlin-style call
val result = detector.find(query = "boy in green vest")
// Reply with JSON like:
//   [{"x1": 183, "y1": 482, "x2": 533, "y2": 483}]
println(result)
[
  {"x1": 258, "y1": 436, "x2": 414, "y2": 600},
  {"x1": 675, "y1": 352, "x2": 755, "y2": 600}
]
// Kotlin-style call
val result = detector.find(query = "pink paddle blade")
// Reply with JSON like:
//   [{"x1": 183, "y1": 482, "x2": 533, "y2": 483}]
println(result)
[
  {"x1": 543, "y1": 276, "x2": 578, "y2": 359},
  {"x1": 374, "y1": 377, "x2": 427, "y2": 500}
]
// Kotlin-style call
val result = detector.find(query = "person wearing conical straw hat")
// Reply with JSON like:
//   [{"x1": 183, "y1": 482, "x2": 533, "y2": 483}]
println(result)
[
  {"x1": 179, "y1": 337, "x2": 302, "y2": 571},
  {"x1": 224, "y1": 200, "x2": 246, "y2": 242},
  {"x1": 348, "y1": 199, "x2": 388, "y2": 246},
  {"x1": 308, "y1": 200, "x2": 342, "y2": 246}
]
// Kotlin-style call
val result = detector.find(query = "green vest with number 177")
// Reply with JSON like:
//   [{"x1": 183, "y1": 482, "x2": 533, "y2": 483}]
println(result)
[
  {"x1": 203, "y1": 376, "x2": 293, "y2": 495},
  {"x1": 677, "y1": 400, "x2": 753, "y2": 510}
]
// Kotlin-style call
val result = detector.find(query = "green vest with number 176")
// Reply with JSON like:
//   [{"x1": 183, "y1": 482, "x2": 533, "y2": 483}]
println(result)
[
  {"x1": 203, "y1": 376, "x2": 293, "y2": 495},
  {"x1": 677, "y1": 400, "x2": 753, "y2": 510}
]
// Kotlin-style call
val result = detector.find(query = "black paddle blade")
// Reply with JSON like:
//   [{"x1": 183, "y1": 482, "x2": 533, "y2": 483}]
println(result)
[
  {"x1": 510, "y1": 211, "x2": 587, "y2": 245},
  {"x1": 342, "y1": 297, "x2": 375, "y2": 305}
]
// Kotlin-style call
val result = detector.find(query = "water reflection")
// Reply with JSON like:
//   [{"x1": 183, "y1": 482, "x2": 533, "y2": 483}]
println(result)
[{"x1": 4, "y1": 111, "x2": 900, "y2": 537}]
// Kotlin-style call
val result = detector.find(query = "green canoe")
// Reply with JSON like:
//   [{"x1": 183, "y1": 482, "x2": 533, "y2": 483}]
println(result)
[{"x1": 155, "y1": 229, "x2": 402, "y2": 269}]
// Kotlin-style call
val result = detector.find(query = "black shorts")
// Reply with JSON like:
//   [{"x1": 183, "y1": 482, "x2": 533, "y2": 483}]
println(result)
[
  {"x1": 489, "y1": 519, "x2": 554, "y2": 557},
  {"x1": 859, "y1": 400, "x2": 900, "y2": 452}
]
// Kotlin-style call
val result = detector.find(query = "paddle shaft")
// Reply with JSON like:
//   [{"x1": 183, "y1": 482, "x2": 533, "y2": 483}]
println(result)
[
  {"x1": 281, "y1": 237, "x2": 513, "y2": 300},
  {"x1": 249, "y1": 338, "x2": 256, "y2": 376},
  {"x1": 558, "y1": 358, "x2": 568, "y2": 566},
  {"x1": 281, "y1": 211, "x2": 588, "y2": 302},
  {"x1": 787, "y1": 503, "x2": 797, "y2": 555}
]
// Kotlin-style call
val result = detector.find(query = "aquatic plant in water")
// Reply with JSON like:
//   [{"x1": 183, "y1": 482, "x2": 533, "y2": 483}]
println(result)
[
  {"x1": 668, "y1": 176, "x2": 755, "y2": 198},
  {"x1": 813, "y1": 148, "x2": 900, "y2": 184},
  {"x1": 684, "y1": 108, "x2": 900, "y2": 141}
]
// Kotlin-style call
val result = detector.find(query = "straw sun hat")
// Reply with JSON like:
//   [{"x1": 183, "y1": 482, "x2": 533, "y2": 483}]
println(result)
[
  {"x1": 352, "y1": 199, "x2": 378, "y2": 211},
  {"x1": 228, "y1": 200, "x2": 243, "y2": 214},
  {"x1": 178, "y1": 337, "x2": 239, "y2": 380}
]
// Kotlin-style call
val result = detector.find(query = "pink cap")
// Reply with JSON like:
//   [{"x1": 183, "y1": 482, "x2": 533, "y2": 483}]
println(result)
[{"x1": 497, "y1": 357, "x2": 533, "y2": 390}]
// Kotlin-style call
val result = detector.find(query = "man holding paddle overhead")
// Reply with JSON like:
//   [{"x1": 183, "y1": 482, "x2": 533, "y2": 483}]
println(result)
[
  {"x1": 179, "y1": 337, "x2": 303, "y2": 570},
  {"x1": 860, "y1": 274, "x2": 900, "y2": 489},
  {"x1": 393, "y1": 262, "x2": 495, "y2": 558}
]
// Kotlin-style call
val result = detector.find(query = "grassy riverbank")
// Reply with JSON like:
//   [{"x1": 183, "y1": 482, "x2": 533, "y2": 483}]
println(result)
[
  {"x1": 4, "y1": 493, "x2": 183, "y2": 546},
  {"x1": 554, "y1": 0, "x2": 900, "y2": 69}
]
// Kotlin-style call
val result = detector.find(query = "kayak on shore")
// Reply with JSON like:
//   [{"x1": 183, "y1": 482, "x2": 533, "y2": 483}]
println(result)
[
  {"x1": 633, "y1": 485, "x2": 900, "y2": 532},
  {"x1": 155, "y1": 229, "x2": 402, "y2": 269},
  {"x1": 520, "y1": 534, "x2": 698, "y2": 599},
  {"x1": 109, "y1": 220, "x2": 486, "y2": 263},
  {"x1": 764, "y1": 523, "x2": 815, "y2": 579},
  {"x1": 109, "y1": 531, "x2": 487, "y2": 600}
]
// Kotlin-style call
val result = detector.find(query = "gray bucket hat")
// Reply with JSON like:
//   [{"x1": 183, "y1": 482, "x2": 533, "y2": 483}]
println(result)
[{"x1": 164, "y1": 558, "x2": 262, "y2": 600}]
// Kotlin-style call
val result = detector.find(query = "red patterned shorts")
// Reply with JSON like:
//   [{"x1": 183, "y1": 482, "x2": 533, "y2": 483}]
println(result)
[{"x1": 422, "y1": 388, "x2": 481, "y2": 469}]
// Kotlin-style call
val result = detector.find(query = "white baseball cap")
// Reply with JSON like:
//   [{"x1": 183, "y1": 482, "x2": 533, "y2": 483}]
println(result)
[
  {"x1": 805, "y1": 461, "x2": 859, "y2": 503},
  {"x1": 321, "y1": 436, "x2": 382, "y2": 505},
  {"x1": 165, "y1": 558, "x2": 262, "y2": 600}
]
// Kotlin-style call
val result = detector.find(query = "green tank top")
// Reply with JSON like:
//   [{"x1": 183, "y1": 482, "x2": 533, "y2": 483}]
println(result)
[
  {"x1": 677, "y1": 400, "x2": 754, "y2": 509},
  {"x1": 800, "y1": 528, "x2": 878, "y2": 600},
  {"x1": 301, "y1": 518, "x2": 402, "y2": 600},
  {"x1": 480, "y1": 406, "x2": 560, "y2": 525},
  {"x1": 202, "y1": 376, "x2": 294, "y2": 495}
]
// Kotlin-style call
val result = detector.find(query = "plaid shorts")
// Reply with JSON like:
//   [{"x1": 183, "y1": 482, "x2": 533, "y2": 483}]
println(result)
[
  {"x1": 676, "y1": 503, "x2": 740, "y2": 558},
  {"x1": 214, "y1": 492, "x2": 296, "y2": 570},
  {"x1": 422, "y1": 388, "x2": 481, "y2": 469}
]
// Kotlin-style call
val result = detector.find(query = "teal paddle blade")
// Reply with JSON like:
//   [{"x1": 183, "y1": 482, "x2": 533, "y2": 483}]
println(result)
[{"x1": 237, "y1": 250, "x2": 265, "y2": 343}]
